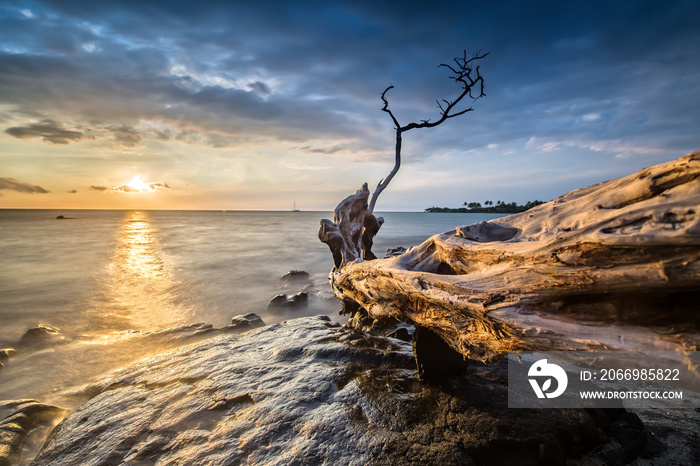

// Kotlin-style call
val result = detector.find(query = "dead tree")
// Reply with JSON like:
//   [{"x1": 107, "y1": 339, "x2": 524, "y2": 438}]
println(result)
[
  {"x1": 370, "y1": 50, "x2": 489, "y2": 213},
  {"x1": 319, "y1": 51, "x2": 488, "y2": 269}
]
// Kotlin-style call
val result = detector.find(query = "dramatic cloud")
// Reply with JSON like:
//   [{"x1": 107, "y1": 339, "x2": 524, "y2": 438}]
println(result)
[
  {"x1": 0, "y1": 177, "x2": 50, "y2": 195},
  {"x1": 5, "y1": 119, "x2": 82, "y2": 144},
  {"x1": 0, "y1": 0, "x2": 698, "y2": 209}
]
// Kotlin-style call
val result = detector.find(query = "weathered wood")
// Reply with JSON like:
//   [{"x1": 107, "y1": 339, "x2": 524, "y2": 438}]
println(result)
[
  {"x1": 320, "y1": 51, "x2": 487, "y2": 270},
  {"x1": 325, "y1": 152, "x2": 700, "y2": 363},
  {"x1": 319, "y1": 183, "x2": 385, "y2": 269}
]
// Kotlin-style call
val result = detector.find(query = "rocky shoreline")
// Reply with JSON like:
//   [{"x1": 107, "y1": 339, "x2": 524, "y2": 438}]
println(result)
[
  {"x1": 1, "y1": 315, "x2": 697, "y2": 465},
  {"x1": 2, "y1": 153, "x2": 699, "y2": 464}
]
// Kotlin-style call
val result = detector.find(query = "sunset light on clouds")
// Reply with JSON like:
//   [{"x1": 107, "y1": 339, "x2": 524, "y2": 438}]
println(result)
[{"x1": 1, "y1": 0, "x2": 699, "y2": 210}]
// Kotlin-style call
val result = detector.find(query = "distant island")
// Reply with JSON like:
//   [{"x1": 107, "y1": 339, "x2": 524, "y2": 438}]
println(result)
[{"x1": 425, "y1": 199, "x2": 546, "y2": 214}]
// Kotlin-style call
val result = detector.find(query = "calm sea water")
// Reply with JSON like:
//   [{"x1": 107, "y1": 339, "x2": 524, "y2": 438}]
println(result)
[{"x1": 0, "y1": 209, "x2": 503, "y2": 403}]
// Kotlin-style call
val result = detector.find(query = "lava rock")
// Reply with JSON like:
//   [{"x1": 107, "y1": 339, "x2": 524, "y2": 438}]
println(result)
[
  {"x1": 229, "y1": 313, "x2": 266, "y2": 331},
  {"x1": 280, "y1": 270, "x2": 311, "y2": 285},
  {"x1": 18, "y1": 325, "x2": 64, "y2": 349},
  {"x1": 28, "y1": 317, "x2": 667, "y2": 466},
  {"x1": 0, "y1": 349, "x2": 15, "y2": 363},
  {"x1": 0, "y1": 400, "x2": 67, "y2": 466},
  {"x1": 267, "y1": 292, "x2": 309, "y2": 310}
]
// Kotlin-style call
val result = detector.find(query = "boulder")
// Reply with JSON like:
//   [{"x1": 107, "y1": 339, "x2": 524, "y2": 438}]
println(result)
[
  {"x1": 267, "y1": 292, "x2": 309, "y2": 310},
  {"x1": 228, "y1": 313, "x2": 266, "y2": 331},
  {"x1": 0, "y1": 400, "x2": 67, "y2": 466},
  {"x1": 28, "y1": 317, "x2": 666, "y2": 465},
  {"x1": 0, "y1": 349, "x2": 15, "y2": 364},
  {"x1": 280, "y1": 270, "x2": 311, "y2": 285},
  {"x1": 18, "y1": 325, "x2": 64, "y2": 349}
]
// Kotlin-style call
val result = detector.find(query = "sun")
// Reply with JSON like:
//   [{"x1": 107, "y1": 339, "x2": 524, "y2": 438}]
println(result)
[{"x1": 126, "y1": 175, "x2": 151, "y2": 192}]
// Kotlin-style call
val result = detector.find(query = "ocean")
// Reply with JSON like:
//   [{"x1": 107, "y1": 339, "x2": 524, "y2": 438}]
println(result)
[{"x1": 0, "y1": 209, "x2": 504, "y2": 405}]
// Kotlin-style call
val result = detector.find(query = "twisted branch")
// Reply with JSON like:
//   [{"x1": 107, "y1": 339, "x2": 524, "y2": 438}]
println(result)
[{"x1": 368, "y1": 50, "x2": 489, "y2": 213}]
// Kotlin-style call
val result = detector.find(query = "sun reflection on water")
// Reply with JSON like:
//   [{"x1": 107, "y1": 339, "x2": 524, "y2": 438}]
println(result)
[{"x1": 91, "y1": 211, "x2": 189, "y2": 332}]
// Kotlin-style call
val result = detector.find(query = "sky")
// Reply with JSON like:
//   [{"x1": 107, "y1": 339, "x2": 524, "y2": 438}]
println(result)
[{"x1": 1, "y1": 0, "x2": 699, "y2": 211}]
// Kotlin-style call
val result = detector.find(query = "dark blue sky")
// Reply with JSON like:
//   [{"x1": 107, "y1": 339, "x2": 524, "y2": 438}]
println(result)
[{"x1": 1, "y1": 0, "x2": 699, "y2": 209}]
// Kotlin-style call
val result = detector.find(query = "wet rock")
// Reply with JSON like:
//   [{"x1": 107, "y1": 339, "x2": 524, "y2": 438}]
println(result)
[
  {"x1": 18, "y1": 325, "x2": 64, "y2": 349},
  {"x1": 610, "y1": 411, "x2": 665, "y2": 461},
  {"x1": 280, "y1": 270, "x2": 311, "y2": 285},
  {"x1": 0, "y1": 400, "x2": 67, "y2": 466},
  {"x1": 149, "y1": 322, "x2": 215, "y2": 337},
  {"x1": 0, "y1": 349, "x2": 15, "y2": 363},
  {"x1": 267, "y1": 292, "x2": 309, "y2": 310},
  {"x1": 29, "y1": 317, "x2": 664, "y2": 465},
  {"x1": 228, "y1": 313, "x2": 266, "y2": 332}
]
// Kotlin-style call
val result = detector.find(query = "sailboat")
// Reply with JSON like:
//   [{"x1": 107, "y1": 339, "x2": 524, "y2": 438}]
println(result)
[{"x1": 291, "y1": 201, "x2": 301, "y2": 212}]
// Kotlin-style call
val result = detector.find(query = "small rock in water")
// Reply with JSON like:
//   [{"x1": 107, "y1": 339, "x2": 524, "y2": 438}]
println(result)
[
  {"x1": 18, "y1": 325, "x2": 64, "y2": 349},
  {"x1": 229, "y1": 313, "x2": 266, "y2": 331},
  {"x1": 280, "y1": 270, "x2": 311, "y2": 285},
  {"x1": 267, "y1": 292, "x2": 309, "y2": 310},
  {"x1": 0, "y1": 349, "x2": 15, "y2": 363}
]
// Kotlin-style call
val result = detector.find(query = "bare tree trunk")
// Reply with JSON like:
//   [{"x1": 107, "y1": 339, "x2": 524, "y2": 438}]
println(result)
[
  {"x1": 328, "y1": 153, "x2": 700, "y2": 363},
  {"x1": 320, "y1": 51, "x2": 488, "y2": 267}
]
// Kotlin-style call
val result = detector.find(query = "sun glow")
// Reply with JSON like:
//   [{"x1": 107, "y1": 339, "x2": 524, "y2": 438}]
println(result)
[{"x1": 126, "y1": 175, "x2": 151, "y2": 192}]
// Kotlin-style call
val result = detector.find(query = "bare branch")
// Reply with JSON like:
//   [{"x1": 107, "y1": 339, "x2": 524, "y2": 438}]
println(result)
[
  {"x1": 369, "y1": 50, "x2": 488, "y2": 214},
  {"x1": 380, "y1": 86, "x2": 400, "y2": 129}
]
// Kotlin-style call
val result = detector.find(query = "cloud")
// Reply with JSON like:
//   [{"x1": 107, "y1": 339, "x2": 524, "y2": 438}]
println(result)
[
  {"x1": 5, "y1": 119, "x2": 83, "y2": 144},
  {"x1": 247, "y1": 81, "x2": 271, "y2": 96},
  {"x1": 297, "y1": 144, "x2": 346, "y2": 155},
  {"x1": 582, "y1": 113, "x2": 601, "y2": 122},
  {"x1": 108, "y1": 125, "x2": 142, "y2": 147},
  {"x1": 113, "y1": 184, "x2": 139, "y2": 192},
  {"x1": 67, "y1": 189, "x2": 78, "y2": 193},
  {"x1": 0, "y1": 0, "x2": 698, "y2": 210},
  {"x1": 286, "y1": 163, "x2": 331, "y2": 171},
  {"x1": 0, "y1": 177, "x2": 50, "y2": 195},
  {"x1": 89, "y1": 180, "x2": 171, "y2": 193}
]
